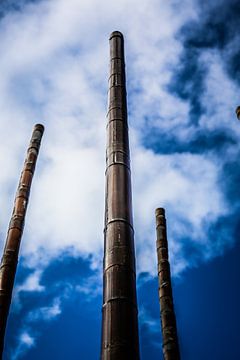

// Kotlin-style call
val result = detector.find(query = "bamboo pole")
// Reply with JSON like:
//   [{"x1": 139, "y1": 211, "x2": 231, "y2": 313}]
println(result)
[
  {"x1": 155, "y1": 208, "x2": 180, "y2": 360},
  {"x1": 101, "y1": 32, "x2": 140, "y2": 359},
  {"x1": 0, "y1": 124, "x2": 44, "y2": 357}
]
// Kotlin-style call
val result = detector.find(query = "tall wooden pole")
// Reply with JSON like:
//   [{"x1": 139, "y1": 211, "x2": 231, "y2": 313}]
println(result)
[
  {"x1": 0, "y1": 124, "x2": 44, "y2": 357},
  {"x1": 101, "y1": 32, "x2": 140, "y2": 359},
  {"x1": 155, "y1": 208, "x2": 180, "y2": 360}
]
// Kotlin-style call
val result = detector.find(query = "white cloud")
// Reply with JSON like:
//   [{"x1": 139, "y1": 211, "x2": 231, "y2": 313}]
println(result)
[
  {"x1": 16, "y1": 270, "x2": 44, "y2": 293},
  {"x1": 12, "y1": 270, "x2": 44, "y2": 312},
  {"x1": 75, "y1": 273, "x2": 102, "y2": 298},
  {"x1": 19, "y1": 332, "x2": 35, "y2": 347},
  {"x1": 28, "y1": 298, "x2": 61, "y2": 322},
  {"x1": 0, "y1": 0, "x2": 237, "y2": 284},
  {"x1": 11, "y1": 331, "x2": 35, "y2": 360},
  {"x1": 132, "y1": 146, "x2": 228, "y2": 275}
]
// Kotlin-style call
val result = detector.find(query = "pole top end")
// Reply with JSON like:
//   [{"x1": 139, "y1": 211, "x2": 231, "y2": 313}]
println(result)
[
  {"x1": 109, "y1": 31, "x2": 124, "y2": 40},
  {"x1": 155, "y1": 208, "x2": 165, "y2": 216},
  {"x1": 34, "y1": 124, "x2": 45, "y2": 133},
  {"x1": 236, "y1": 106, "x2": 240, "y2": 120}
]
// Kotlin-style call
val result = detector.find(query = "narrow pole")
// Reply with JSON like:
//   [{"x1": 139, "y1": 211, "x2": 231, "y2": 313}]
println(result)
[
  {"x1": 0, "y1": 124, "x2": 44, "y2": 357},
  {"x1": 101, "y1": 32, "x2": 140, "y2": 359},
  {"x1": 155, "y1": 208, "x2": 180, "y2": 360}
]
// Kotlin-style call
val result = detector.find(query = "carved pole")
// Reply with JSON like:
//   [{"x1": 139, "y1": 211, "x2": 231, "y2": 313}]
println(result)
[
  {"x1": 155, "y1": 208, "x2": 180, "y2": 360},
  {"x1": 0, "y1": 124, "x2": 44, "y2": 357},
  {"x1": 101, "y1": 32, "x2": 140, "y2": 359}
]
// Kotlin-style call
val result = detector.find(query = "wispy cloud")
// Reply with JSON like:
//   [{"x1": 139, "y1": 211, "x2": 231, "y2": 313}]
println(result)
[
  {"x1": 6, "y1": 255, "x2": 102, "y2": 358},
  {"x1": 27, "y1": 298, "x2": 61, "y2": 322},
  {"x1": 1, "y1": 0, "x2": 239, "y2": 357},
  {"x1": 16, "y1": 271, "x2": 44, "y2": 293},
  {"x1": 11, "y1": 331, "x2": 35, "y2": 360},
  {"x1": 0, "y1": 0, "x2": 236, "y2": 278},
  {"x1": 0, "y1": 2, "x2": 240, "y2": 356}
]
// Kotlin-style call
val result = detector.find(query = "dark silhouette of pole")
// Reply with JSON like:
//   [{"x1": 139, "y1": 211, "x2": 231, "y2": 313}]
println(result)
[
  {"x1": 155, "y1": 208, "x2": 180, "y2": 360},
  {"x1": 236, "y1": 106, "x2": 240, "y2": 120},
  {"x1": 101, "y1": 31, "x2": 140, "y2": 359},
  {"x1": 0, "y1": 124, "x2": 44, "y2": 357}
]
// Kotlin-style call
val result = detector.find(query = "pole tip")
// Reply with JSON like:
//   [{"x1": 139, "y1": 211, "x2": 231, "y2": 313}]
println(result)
[
  {"x1": 109, "y1": 31, "x2": 124, "y2": 40},
  {"x1": 34, "y1": 124, "x2": 45, "y2": 133},
  {"x1": 155, "y1": 208, "x2": 165, "y2": 216},
  {"x1": 236, "y1": 106, "x2": 240, "y2": 120}
]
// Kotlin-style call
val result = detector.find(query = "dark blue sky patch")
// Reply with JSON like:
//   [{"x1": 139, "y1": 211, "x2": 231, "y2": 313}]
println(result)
[
  {"x1": 11, "y1": 258, "x2": 33, "y2": 286},
  {"x1": 138, "y1": 276, "x2": 159, "y2": 318},
  {"x1": 4, "y1": 255, "x2": 100, "y2": 359},
  {"x1": 219, "y1": 153, "x2": 240, "y2": 206},
  {"x1": 4, "y1": 240, "x2": 240, "y2": 359},
  {"x1": 0, "y1": 0, "x2": 41, "y2": 18},
  {"x1": 165, "y1": 0, "x2": 240, "y2": 128},
  {"x1": 17, "y1": 290, "x2": 102, "y2": 360},
  {"x1": 173, "y1": 238, "x2": 240, "y2": 360},
  {"x1": 168, "y1": 48, "x2": 207, "y2": 125},
  {"x1": 206, "y1": 213, "x2": 238, "y2": 254},
  {"x1": 177, "y1": 237, "x2": 206, "y2": 268},
  {"x1": 138, "y1": 239, "x2": 240, "y2": 360},
  {"x1": 40, "y1": 255, "x2": 94, "y2": 287},
  {"x1": 174, "y1": 0, "x2": 240, "y2": 89},
  {"x1": 139, "y1": 321, "x2": 162, "y2": 360},
  {"x1": 180, "y1": 16, "x2": 227, "y2": 50},
  {"x1": 137, "y1": 276, "x2": 162, "y2": 359},
  {"x1": 176, "y1": 210, "x2": 239, "y2": 271},
  {"x1": 227, "y1": 51, "x2": 240, "y2": 84},
  {"x1": 195, "y1": 0, "x2": 240, "y2": 47},
  {"x1": 142, "y1": 126, "x2": 236, "y2": 155},
  {"x1": 199, "y1": 0, "x2": 240, "y2": 85}
]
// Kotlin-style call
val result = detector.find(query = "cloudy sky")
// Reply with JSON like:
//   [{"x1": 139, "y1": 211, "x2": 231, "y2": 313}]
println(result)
[{"x1": 0, "y1": 0, "x2": 239, "y2": 358}]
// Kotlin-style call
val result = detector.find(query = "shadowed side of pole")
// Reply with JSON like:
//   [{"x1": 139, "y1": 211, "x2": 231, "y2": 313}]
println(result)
[
  {"x1": 155, "y1": 208, "x2": 180, "y2": 360},
  {"x1": 0, "y1": 124, "x2": 44, "y2": 358},
  {"x1": 101, "y1": 32, "x2": 140, "y2": 359}
]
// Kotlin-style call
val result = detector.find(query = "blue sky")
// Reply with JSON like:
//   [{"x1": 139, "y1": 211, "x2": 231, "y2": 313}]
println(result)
[{"x1": 0, "y1": 0, "x2": 239, "y2": 358}]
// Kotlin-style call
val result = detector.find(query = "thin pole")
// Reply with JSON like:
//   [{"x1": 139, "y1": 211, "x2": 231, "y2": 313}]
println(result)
[
  {"x1": 101, "y1": 32, "x2": 140, "y2": 359},
  {"x1": 0, "y1": 124, "x2": 44, "y2": 357},
  {"x1": 155, "y1": 208, "x2": 180, "y2": 360}
]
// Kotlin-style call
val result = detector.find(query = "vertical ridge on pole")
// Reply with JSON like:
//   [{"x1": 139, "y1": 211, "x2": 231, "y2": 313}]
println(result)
[
  {"x1": 101, "y1": 32, "x2": 140, "y2": 359},
  {"x1": 155, "y1": 208, "x2": 180, "y2": 360},
  {"x1": 0, "y1": 124, "x2": 44, "y2": 358}
]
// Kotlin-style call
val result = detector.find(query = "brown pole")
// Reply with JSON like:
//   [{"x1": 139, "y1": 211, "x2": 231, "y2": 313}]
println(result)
[
  {"x1": 101, "y1": 32, "x2": 140, "y2": 359},
  {"x1": 0, "y1": 124, "x2": 44, "y2": 357},
  {"x1": 155, "y1": 208, "x2": 180, "y2": 360}
]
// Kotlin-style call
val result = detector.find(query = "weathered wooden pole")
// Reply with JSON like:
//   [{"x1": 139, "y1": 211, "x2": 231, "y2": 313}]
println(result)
[
  {"x1": 101, "y1": 32, "x2": 140, "y2": 359},
  {"x1": 0, "y1": 124, "x2": 44, "y2": 357},
  {"x1": 155, "y1": 208, "x2": 180, "y2": 360}
]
